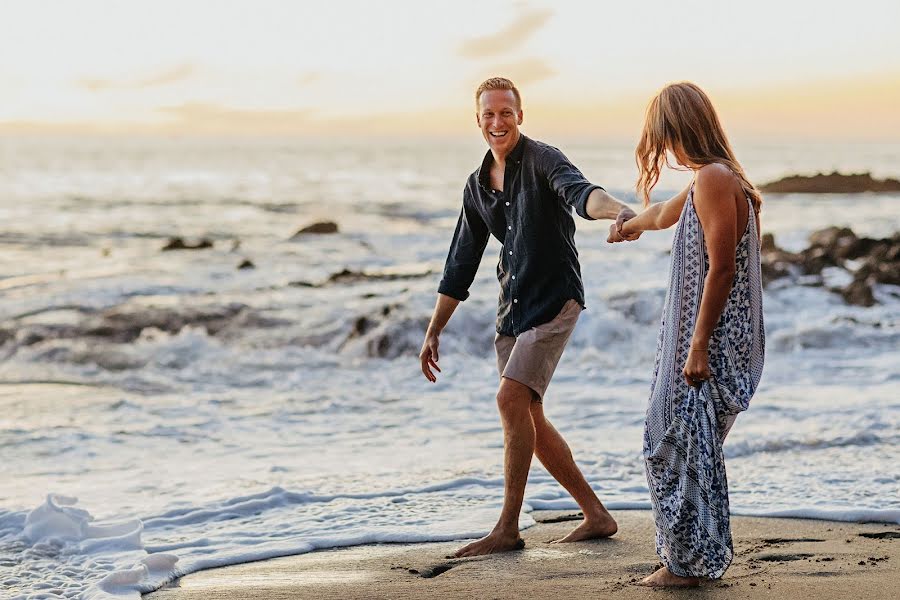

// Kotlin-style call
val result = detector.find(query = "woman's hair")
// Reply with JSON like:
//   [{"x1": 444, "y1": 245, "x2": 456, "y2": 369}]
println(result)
[{"x1": 635, "y1": 82, "x2": 761, "y2": 210}]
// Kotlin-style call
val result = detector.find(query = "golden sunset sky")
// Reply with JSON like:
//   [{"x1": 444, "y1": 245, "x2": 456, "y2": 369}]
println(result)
[{"x1": 1, "y1": 0, "x2": 898, "y2": 139}]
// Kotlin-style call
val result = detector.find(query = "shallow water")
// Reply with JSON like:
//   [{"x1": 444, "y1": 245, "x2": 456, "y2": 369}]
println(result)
[{"x1": 0, "y1": 136, "x2": 898, "y2": 598}]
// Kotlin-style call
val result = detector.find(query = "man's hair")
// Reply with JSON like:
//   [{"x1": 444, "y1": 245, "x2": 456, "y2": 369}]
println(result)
[{"x1": 475, "y1": 77, "x2": 521, "y2": 110}]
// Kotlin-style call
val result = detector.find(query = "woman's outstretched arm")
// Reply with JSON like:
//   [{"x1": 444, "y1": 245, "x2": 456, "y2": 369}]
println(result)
[{"x1": 613, "y1": 183, "x2": 692, "y2": 240}]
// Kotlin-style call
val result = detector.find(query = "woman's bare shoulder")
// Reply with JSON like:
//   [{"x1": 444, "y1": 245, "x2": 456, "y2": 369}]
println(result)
[{"x1": 694, "y1": 163, "x2": 740, "y2": 203}]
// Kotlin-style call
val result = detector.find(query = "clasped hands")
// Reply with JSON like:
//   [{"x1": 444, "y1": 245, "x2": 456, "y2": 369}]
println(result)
[{"x1": 608, "y1": 207, "x2": 641, "y2": 243}]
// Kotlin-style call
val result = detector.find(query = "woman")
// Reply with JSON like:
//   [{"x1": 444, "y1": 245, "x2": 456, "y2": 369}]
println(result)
[{"x1": 609, "y1": 82, "x2": 765, "y2": 587}]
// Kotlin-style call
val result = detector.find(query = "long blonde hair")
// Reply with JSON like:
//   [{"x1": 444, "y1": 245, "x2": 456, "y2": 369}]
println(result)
[{"x1": 635, "y1": 82, "x2": 761, "y2": 211}]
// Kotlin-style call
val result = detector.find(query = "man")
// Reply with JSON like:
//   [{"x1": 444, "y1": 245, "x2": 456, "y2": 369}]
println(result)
[{"x1": 418, "y1": 77, "x2": 637, "y2": 557}]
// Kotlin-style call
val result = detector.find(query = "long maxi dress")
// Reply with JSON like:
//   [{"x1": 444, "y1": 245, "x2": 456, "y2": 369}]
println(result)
[{"x1": 643, "y1": 183, "x2": 765, "y2": 579}]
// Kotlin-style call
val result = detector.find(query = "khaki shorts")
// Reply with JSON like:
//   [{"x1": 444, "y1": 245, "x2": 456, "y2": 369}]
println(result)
[{"x1": 494, "y1": 299, "x2": 582, "y2": 402}]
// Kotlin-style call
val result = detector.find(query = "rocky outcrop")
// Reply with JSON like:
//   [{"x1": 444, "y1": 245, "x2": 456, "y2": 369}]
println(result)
[
  {"x1": 339, "y1": 304, "x2": 429, "y2": 359},
  {"x1": 291, "y1": 221, "x2": 339, "y2": 237},
  {"x1": 161, "y1": 237, "x2": 214, "y2": 251},
  {"x1": 762, "y1": 227, "x2": 900, "y2": 306},
  {"x1": 10, "y1": 303, "x2": 253, "y2": 348},
  {"x1": 759, "y1": 172, "x2": 900, "y2": 194},
  {"x1": 289, "y1": 267, "x2": 434, "y2": 288}
]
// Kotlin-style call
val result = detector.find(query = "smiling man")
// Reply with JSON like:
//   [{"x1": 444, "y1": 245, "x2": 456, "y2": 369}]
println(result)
[{"x1": 419, "y1": 77, "x2": 636, "y2": 557}]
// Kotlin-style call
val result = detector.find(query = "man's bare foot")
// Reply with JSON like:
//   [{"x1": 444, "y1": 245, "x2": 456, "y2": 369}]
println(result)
[
  {"x1": 640, "y1": 566, "x2": 700, "y2": 587},
  {"x1": 452, "y1": 530, "x2": 525, "y2": 558},
  {"x1": 549, "y1": 510, "x2": 618, "y2": 543}
]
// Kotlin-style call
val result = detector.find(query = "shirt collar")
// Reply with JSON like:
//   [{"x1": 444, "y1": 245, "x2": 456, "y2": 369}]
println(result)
[{"x1": 477, "y1": 133, "x2": 528, "y2": 190}]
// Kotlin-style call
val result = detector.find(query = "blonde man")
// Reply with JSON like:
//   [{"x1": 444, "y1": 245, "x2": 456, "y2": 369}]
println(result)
[{"x1": 419, "y1": 77, "x2": 635, "y2": 557}]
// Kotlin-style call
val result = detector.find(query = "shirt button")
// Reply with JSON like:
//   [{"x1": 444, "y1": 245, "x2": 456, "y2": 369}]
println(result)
[
  {"x1": 508, "y1": 250, "x2": 513, "y2": 255},
  {"x1": 505, "y1": 201, "x2": 510, "y2": 206},
  {"x1": 507, "y1": 225, "x2": 511, "y2": 230},
  {"x1": 512, "y1": 275, "x2": 516, "y2": 279},
  {"x1": 514, "y1": 298, "x2": 518, "y2": 303}
]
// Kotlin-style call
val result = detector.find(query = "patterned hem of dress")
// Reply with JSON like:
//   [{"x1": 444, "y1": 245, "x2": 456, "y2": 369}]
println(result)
[{"x1": 661, "y1": 552, "x2": 733, "y2": 580}]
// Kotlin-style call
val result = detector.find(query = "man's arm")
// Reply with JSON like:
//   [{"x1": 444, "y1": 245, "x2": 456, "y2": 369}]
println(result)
[
  {"x1": 423, "y1": 188, "x2": 489, "y2": 382},
  {"x1": 540, "y1": 146, "x2": 637, "y2": 227},
  {"x1": 419, "y1": 293, "x2": 460, "y2": 382},
  {"x1": 584, "y1": 188, "x2": 636, "y2": 222},
  {"x1": 436, "y1": 191, "x2": 490, "y2": 302}
]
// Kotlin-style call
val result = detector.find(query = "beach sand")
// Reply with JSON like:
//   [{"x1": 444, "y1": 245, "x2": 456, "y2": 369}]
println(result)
[{"x1": 146, "y1": 510, "x2": 898, "y2": 599}]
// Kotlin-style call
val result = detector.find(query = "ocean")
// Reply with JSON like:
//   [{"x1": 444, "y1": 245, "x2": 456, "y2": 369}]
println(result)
[{"x1": 1, "y1": 135, "x2": 898, "y2": 599}]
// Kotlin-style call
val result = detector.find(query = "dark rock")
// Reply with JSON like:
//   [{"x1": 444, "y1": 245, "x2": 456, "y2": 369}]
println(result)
[
  {"x1": 350, "y1": 316, "x2": 375, "y2": 337},
  {"x1": 761, "y1": 261, "x2": 792, "y2": 286},
  {"x1": 10, "y1": 303, "x2": 260, "y2": 352},
  {"x1": 841, "y1": 280, "x2": 876, "y2": 307},
  {"x1": 161, "y1": 237, "x2": 214, "y2": 251},
  {"x1": 761, "y1": 227, "x2": 899, "y2": 306},
  {"x1": 759, "y1": 171, "x2": 900, "y2": 194},
  {"x1": 856, "y1": 260, "x2": 900, "y2": 286},
  {"x1": 760, "y1": 235, "x2": 804, "y2": 285},
  {"x1": 808, "y1": 226, "x2": 857, "y2": 250},
  {"x1": 237, "y1": 259, "x2": 255, "y2": 270},
  {"x1": 799, "y1": 246, "x2": 839, "y2": 275},
  {"x1": 291, "y1": 221, "x2": 339, "y2": 237},
  {"x1": 326, "y1": 267, "x2": 433, "y2": 285},
  {"x1": 84, "y1": 303, "x2": 249, "y2": 342},
  {"x1": 328, "y1": 268, "x2": 361, "y2": 284}
]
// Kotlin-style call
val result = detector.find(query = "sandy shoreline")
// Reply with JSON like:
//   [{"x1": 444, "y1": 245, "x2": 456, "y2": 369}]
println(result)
[{"x1": 146, "y1": 510, "x2": 898, "y2": 599}]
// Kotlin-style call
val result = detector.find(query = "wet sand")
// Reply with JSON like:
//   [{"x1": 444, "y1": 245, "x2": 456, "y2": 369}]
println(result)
[{"x1": 146, "y1": 510, "x2": 898, "y2": 599}]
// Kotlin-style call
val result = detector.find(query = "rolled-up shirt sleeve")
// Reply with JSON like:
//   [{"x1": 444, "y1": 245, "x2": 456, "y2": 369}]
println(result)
[
  {"x1": 539, "y1": 146, "x2": 603, "y2": 221},
  {"x1": 437, "y1": 188, "x2": 489, "y2": 301}
]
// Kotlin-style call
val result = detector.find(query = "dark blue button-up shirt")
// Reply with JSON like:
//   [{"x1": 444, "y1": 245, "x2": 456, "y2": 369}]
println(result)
[{"x1": 438, "y1": 134, "x2": 602, "y2": 336}]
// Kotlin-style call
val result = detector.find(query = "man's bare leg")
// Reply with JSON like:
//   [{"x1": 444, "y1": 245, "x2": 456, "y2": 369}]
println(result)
[
  {"x1": 530, "y1": 401, "x2": 618, "y2": 543},
  {"x1": 453, "y1": 378, "x2": 534, "y2": 557}
]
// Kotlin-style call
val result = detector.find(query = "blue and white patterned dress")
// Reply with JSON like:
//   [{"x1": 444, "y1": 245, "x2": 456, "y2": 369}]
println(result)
[{"x1": 644, "y1": 183, "x2": 765, "y2": 579}]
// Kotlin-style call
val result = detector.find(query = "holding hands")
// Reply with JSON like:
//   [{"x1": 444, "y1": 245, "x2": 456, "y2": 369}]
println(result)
[{"x1": 608, "y1": 206, "x2": 641, "y2": 243}]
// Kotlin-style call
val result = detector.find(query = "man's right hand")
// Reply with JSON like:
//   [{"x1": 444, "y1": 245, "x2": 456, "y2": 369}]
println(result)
[{"x1": 419, "y1": 333, "x2": 442, "y2": 382}]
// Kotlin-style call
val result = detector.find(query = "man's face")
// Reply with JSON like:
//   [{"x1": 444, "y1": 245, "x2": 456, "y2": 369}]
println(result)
[{"x1": 476, "y1": 89, "x2": 523, "y2": 155}]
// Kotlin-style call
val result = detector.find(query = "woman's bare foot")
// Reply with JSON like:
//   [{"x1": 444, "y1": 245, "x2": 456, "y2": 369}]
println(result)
[
  {"x1": 640, "y1": 566, "x2": 700, "y2": 587},
  {"x1": 452, "y1": 530, "x2": 525, "y2": 558},
  {"x1": 549, "y1": 510, "x2": 618, "y2": 543}
]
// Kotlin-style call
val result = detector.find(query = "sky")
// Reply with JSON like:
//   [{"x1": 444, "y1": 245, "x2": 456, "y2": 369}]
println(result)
[{"x1": 1, "y1": 0, "x2": 899, "y2": 139}]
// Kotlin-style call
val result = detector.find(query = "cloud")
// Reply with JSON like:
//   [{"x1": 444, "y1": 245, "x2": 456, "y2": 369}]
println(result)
[
  {"x1": 480, "y1": 57, "x2": 556, "y2": 88},
  {"x1": 298, "y1": 72, "x2": 322, "y2": 86},
  {"x1": 78, "y1": 63, "x2": 196, "y2": 91},
  {"x1": 157, "y1": 102, "x2": 315, "y2": 134},
  {"x1": 458, "y1": 6, "x2": 553, "y2": 58}
]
